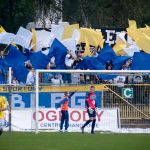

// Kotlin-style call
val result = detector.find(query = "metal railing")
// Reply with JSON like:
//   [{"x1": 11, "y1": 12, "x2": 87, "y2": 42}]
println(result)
[{"x1": 103, "y1": 84, "x2": 150, "y2": 128}]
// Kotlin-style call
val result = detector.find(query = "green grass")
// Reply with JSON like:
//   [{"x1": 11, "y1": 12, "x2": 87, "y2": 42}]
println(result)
[{"x1": 0, "y1": 132, "x2": 150, "y2": 150}]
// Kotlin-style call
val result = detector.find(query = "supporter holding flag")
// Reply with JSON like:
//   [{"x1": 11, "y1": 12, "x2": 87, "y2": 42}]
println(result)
[{"x1": 48, "y1": 38, "x2": 68, "y2": 69}]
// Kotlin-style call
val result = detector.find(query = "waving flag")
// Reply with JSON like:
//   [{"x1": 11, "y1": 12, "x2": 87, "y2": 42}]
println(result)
[
  {"x1": 113, "y1": 32, "x2": 127, "y2": 56},
  {"x1": 0, "y1": 58, "x2": 8, "y2": 84},
  {"x1": 127, "y1": 20, "x2": 150, "y2": 54},
  {"x1": 61, "y1": 24, "x2": 79, "y2": 40},
  {"x1": 35, "y1": 29, "x2": 55, "y2": 51},
  {"x1": 30, "y1": 28, "x2": 36, "y2": 51},
  {"x1": 97, "y1": 44, "x2": 117, "y2": 65},
  {"x1": 79, "y1": 28, "x2": 104, "y2": 56},
  {"x1": 76, "y1": 56, "x2": 105, "y2": 70},
  {"x1": 51, "y1": 25, "x2": 65, "y2": 41},
  {"x1": 0, "y1": 32, "x2": 15, "y2": 45},
  {"x1": 131, "y1": 52, "x2": 150, "y2": 70},
  {"x1": 13, "y1": 27, "x2": 32, "y2": 48},
  {"x1": 13, "y1": 64, "x2": 29, "y2": 83},
  {"x1": 128, "y1": 19, "x2": 137, "y2": 29},
  {"x1": 113, "y1": 56, "x2": 131, "y2": 70},
  {"x1": 62, "y1": 39, "x2": 76, "y2": 56},
  {"x1": 26, "y1": 51, "x2": 50, "y2": 69},
  {"x1": 48, "y1": 38, "x2": 67, "y2": 69},
  {"x1": 0, "y1": 25, "x2": 6, "y2": 33},
  {"x1": 4, "y1": 45, "x2": 27, "y2": 68}
]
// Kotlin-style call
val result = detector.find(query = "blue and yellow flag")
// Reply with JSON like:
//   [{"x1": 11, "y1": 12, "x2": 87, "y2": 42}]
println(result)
[{"x1": 0, "y1": 25, "x2": 6, "y2": 33}]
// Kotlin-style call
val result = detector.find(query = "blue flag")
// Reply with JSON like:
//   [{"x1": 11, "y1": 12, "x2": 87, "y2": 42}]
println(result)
[
  {"x1": 48, "y1": 38, "x2": 67, "y2": 69},
  {"x1": 4, "y1": 45, "x2": 27, "y2": 68},
  {"x1": 0, "y1": 58, "x2": 8, "y2": 84},
  {"x1": 98, "y1": 74, "x2": 116, "y2": 80},
  {"x1": 0, "y1": 58, "x2": 8, "y2": 69},
  {"x1": 25, "y1": 51, "x2": 50, "y2": 69},
  {"x1": 113, "y1": 56, "x2": 131, "y2": 70},
  {"x1": 97, "y1": 44, "x2": 117, "y2": 65},
  {"x1": 131, "y1": 52, "x2": 150, "y2": 70},
  {"x1": 13, "y1": 64, "x2": 29, "y2": 84},
  {"x1": 76, "y1": 56, "x2": 105, "y2": 70}
]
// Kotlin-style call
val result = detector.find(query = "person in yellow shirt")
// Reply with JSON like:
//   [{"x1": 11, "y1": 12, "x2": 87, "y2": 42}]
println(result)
[{"x1": 0, "y1": 96, "x2": 9, "y2": 135}]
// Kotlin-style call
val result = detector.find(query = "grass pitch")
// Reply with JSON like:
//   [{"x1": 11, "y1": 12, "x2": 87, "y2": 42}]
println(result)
[{"x1": 0, "y1": 132, "x2": 150, "y2": 150}]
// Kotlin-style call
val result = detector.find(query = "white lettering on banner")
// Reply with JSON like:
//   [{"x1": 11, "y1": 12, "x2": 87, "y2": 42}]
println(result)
[
  {"x1": 51, "y1": 92, "x2": 86, "y2": 108},
  {"x1": 9, "y1": 108, "x2": 118, "y2": 131},
  {"x1": 51, "y1": 93, "x2": 64, "y2": 108},
  {"x1": 105, "y1": 30, "x2": 115, "y2": 45},
  {"x1": 71, "y1": 93, "x2": 86, "y2": 108},
  {"x1": 11, "y1": 94, "x2": 25, "y2": 108}
]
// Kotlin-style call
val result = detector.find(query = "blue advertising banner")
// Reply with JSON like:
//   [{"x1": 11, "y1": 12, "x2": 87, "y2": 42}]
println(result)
[{"x1": 0, "y1": 91, "x2": 102, "y2": 108}]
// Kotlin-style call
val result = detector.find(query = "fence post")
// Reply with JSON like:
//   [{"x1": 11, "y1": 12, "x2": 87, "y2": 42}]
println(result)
[{"x1": 8, "y1": 67, "x2": 12, "y2": 132}]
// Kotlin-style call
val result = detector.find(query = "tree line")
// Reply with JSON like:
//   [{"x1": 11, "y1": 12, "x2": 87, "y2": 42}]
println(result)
[{"x1": 0, "y1": 0, "x2": 149, "y2": 32}]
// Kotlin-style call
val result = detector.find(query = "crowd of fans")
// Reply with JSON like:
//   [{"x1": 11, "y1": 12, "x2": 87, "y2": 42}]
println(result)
[{"x1": 0, "y1": 43, "x2": 150, "y2": 86}]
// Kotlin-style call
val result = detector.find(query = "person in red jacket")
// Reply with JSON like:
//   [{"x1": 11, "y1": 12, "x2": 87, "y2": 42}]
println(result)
[{"x1": 81, "y1": 86, "x2": 97, "y2": 134}]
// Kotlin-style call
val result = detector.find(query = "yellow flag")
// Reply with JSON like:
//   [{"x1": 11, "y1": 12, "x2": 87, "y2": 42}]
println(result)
[
  {"x1": 135, "y1": 33, "x2": 150, "y2": 54},
  {"x1": 61, "y1": 24, "x2": 79, "y2": 40},
  {"x1": 138, "y1": 27, "x2": 150, "y2": 38},
  {"x1": 84, "y1": 38, "x2": 91, "y2": 56},
  {"x1": 113, "y1": 38, "x2": 127, "y2": 56},
  {"x1": 78, "y1": 28, "x2": 104, "y2": 56},
  {"x1": 127, "y1": 22, "x2": 150, "y2": 53},
  {"x1": 99, "y1": 39, "x2": 104, "y2": 49},
  {"x1": 31, "y1": 28, "x2": 36, "y2": 51},
  {"x1": 0, "y1": 25, "x2": 6, "y2": 33},
  {"x1": 128, "y1": 19, "x2": 137, "y2": 29},
  {"x1": 145, "y1": 24, "x2": 150, "y2": 28}
]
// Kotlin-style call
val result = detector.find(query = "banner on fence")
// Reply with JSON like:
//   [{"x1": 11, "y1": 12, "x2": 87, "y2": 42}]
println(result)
[{"x1": 8, "y1": 108, "x2": 118, "y2": 132}]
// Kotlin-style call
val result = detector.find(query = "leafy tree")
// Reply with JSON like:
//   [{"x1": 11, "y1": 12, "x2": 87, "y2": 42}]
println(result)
[
  {"x1": 0, "y1": 0, "x2": 36, "y2": 32},
  {"x1": 0, "y1": 0, "x2": 149, "y2": 32},
  {"x1": 62, "y1": 0, "x2": 150, "y2": 28},
  {"x1": 34, "y1": 0, "x2": 62, "y2": 27}
]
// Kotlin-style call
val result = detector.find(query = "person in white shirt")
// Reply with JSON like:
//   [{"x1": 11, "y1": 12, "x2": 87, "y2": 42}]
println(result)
[
  {"x1": 65, "y1": 50, "x2": 75, "y2": 68},
  {"x1": 26, "y1": 67, "x2": 35, "y2": 85},
  {"x1": 51, "y1": 74, "x2": 63, "y2": 85},
  {"x1": 113, "y1": 76, "x2": 126, "y2": 87}
]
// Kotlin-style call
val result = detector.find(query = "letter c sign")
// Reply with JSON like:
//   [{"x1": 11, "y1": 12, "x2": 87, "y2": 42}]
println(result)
[{"x1": 122, "y1": 88, "x2": 133, "y2": 98}]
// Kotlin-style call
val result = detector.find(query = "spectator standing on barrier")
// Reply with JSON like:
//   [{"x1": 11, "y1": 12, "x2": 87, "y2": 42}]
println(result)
[
  {"x1": 0, "y1": 96, "x2": 9, "y2": 136},
  {"x1": 81, "y1": 86, "x2": 97, "y2": 134},
  {"x1": 56, "y1": 92, "x2": 75, "y2": 132}
]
